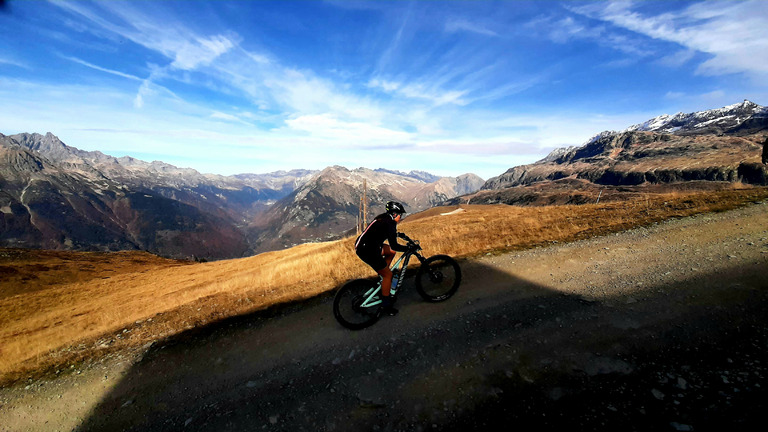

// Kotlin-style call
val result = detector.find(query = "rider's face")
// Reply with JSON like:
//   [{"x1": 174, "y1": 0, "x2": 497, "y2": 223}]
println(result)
[{"x1": 394, "y1": 214, "x2": 402, "y2": 223}]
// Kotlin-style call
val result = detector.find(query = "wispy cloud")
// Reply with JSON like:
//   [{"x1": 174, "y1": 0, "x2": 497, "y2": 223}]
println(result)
[
  {"x1": 656, "y1": 49, "x2": 697, "y2": 69},
  {"x1": 53, "y1": 1, "x2": 234, "y2": 70},
  {"x1": 62, "y1": 55, "x2": 142, "y2": 81},
  {"x1": 368, "y1": 78, "x2": 469, "y2": 106},
  {"x1": 571, "y1": 1, "x2": 768, "y2": 79},
  {"x1": 285, "y1": 114, "x2": 410, "y2": 142},
  {"x1": 0, "y1": 56, "x2": 28, "y2": 69},
  {"x1": 52, "y1": 0, "x2": 239, "y2": 110},
  {"x1": 530, "y1": 14, "x2": 653, "y2": 57},
  {"x1": 444, "y1": 18, "x2": 498, "y2": 37},
  {"x1": 50, "y1": 1, "x2": 398, "y2": 128},
  {"x1": 170, "y1": 34, "x2": 237, "y2": 71},
  {"x1": 4, "y1": 1, "x2": 765, "y2": 179}
]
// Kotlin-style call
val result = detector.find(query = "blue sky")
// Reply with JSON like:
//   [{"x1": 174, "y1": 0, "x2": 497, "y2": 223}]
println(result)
[{"x1": 1, "y1": 1, "x2": 767, "y2": 179}]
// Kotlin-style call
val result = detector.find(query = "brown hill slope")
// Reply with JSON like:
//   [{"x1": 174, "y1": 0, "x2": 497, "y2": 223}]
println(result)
[
  {"x1": 1, "y1": 186, "x2": 767, "y2": 385},
  {"x1": 455, "y1": 132, "x2": 767, "y2": 206}
]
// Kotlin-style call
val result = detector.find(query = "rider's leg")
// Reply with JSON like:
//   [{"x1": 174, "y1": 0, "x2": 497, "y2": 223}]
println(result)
[
  {"x1": 379, "y1": 245, "x2": 397, "y2": 296},
  {"x1": 376, "y1": 263, "x2": 398, "y2": 316},
  {"x1": 382, "y1": 245, "x2": 395, "y2": 268},
  {"x1": 377, "y1": 246, "x2": 398, "y2": 316},
  {"x1": 377, "y1": 266, "x2": 393, "y2": 297}
]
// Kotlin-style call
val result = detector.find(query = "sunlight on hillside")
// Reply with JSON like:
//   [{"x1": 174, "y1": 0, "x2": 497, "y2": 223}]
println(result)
[{"x1": 1, "y1": 186, "x2": 767, "y2": 383}]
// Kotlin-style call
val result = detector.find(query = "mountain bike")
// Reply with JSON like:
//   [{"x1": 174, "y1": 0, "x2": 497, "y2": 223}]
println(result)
[{"x1": 333, "y1": 233, "x2": 461, "y2": 330}]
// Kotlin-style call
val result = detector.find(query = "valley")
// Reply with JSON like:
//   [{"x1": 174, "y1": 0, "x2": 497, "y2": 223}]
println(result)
[
  {"x1": 2, "y1": 101, "x2": 767, "y2": 259},
  {"x1": 0, "y1": 133, "x2": 483, "y2": 259}
]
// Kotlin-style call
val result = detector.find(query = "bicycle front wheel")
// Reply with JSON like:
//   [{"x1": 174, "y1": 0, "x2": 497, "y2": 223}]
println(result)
[
  {"x1": 415, "y1": 255, "x2": 461, "y2": 302},
  {"x1": 333, "y1": 279, "x2": 381, "y2": 330}
]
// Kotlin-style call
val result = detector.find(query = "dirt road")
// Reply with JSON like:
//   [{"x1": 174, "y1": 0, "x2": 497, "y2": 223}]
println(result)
[{"x1": 1, "y1": 201, "x2": 767, "y2": 431}]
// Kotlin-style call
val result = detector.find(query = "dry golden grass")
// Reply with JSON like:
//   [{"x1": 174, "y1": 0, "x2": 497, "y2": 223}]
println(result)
[{"x1": 2, "y1": 186, "x2": 768, "y2": 384}]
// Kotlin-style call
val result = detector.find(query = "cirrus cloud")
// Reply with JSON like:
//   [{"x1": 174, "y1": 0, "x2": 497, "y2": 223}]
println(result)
[{"x1": 571, "y1": 1, "x2": 768, "y2": 79}]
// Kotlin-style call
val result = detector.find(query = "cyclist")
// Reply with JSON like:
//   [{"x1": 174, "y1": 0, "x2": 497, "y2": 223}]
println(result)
[{"x1": 354, "y1": 201, "x2": 409, "y2": 316}]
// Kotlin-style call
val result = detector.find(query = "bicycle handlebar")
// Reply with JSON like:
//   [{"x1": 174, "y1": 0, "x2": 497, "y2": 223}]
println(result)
[{"x1": 397, "y1": 232, "x2": 421, "y2": 251}]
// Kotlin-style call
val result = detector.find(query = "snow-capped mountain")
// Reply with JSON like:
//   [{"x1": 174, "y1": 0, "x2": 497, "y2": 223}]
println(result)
[
  {"x1": 625, "y1": 100, "x2": 767, "y2": 135},
  {"x1": 581, "y1": 101, "x2": 768, "y2": 147},
  {"x1": 477, "y1": 101, "x2": 768, "y2": 198}
]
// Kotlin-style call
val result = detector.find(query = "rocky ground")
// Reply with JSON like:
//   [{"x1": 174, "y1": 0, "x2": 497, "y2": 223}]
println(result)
[{"x1": 1, "y1": 201, "x2": 767, "y2": 431}]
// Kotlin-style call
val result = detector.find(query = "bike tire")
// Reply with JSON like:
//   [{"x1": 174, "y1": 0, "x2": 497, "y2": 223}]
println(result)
[
  {"x1": 333, "y1": 279, "x2": 381, "y2": 330},
  {"x1": 415, "y1": 255, "x2": 461, "y2": 302}
]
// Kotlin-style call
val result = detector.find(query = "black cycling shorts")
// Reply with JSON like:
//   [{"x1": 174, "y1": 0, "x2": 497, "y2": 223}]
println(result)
[{"x1": 356, "y1": 247, "x2": 386, "y2": 272}]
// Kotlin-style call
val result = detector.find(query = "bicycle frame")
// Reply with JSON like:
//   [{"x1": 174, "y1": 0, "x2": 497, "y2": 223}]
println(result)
[{"x1": 358, "y1": 247, "x2": 425, "y2": 309}]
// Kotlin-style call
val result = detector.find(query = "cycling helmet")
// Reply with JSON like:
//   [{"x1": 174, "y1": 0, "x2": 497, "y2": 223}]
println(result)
[{"x1": 385, "y1": 201, "x2": 406, "y2": 215}]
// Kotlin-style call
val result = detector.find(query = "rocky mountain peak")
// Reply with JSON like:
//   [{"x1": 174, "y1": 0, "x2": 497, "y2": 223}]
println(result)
[
  {"x1": 374, "y1": 168, "x2": 442, "y2": 183},
  {"x1": 1, "y1": 131, "x2": 483, "y2": 257},
  {"x1": 11, "y1": 132, "x2": 70, "y2": 158},
  {"x1": 625, "y1": 99, "x2": 766, "y2": 135},
  {"x1": 544, "y1": 101, "x2": 768, "y2": 163},
  {"x1": 480, "y1": 101, "x2": 768, "y2": 193}
]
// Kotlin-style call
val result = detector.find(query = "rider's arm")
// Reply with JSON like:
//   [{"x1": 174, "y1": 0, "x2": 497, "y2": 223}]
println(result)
[{"x1": 387, "y1": 222, "x2": 408, "y2": 253}]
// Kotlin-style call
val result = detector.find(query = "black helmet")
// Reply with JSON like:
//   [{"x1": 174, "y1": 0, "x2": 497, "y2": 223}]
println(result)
[{"x1": 385, "y1": 201, "x2": 406, "y2": 215}]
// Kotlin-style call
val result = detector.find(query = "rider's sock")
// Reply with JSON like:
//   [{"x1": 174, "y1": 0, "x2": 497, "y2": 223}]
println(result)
[{"x1": 381, "y1": 295, "x2": 399, "y2": 316}]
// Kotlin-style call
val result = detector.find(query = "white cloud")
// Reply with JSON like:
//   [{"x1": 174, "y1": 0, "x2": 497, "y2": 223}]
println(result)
[
  {"x1": 700, "y1": 90, "x2": 727, "y2": 102},
  {"x1": 665, "y1": 91, "x2": 685, "y2": 100},
  {"x1": 399, "y1": 83, "x2": 468, "y2": 106},
  {"x1": 0, "y1": 56, "x2": 28, "y2": 69},
  {"x1": 210, "y1": 111, "x2": 242, "y2": 122},
  {"x1": 543, "y1": 16, "x2": 600, "y2": 44},
  {"x1": 573, "y1": 1, "x2": 768, "y2": 79},
  {"x1": 656, "y1": 49, "x2": 696, "y2": 68},
  {"x1": 62, "y1": 56, "x2": 142, "y2": 81},
  {"x1": 445, "y1": 18, "x2": 498, "y2": 37},
  {"x1": 51, "y1": 0, "x2": 239, "y2": 108},
  {"x1": 171, "y1": 35, "x2": 236, "y2": 71},
  {"x1": 368, "y1": 78, "x2": 469, "y2": 106},
  {"x1": 285, "y1": 114, "x2": 410, "y2": 142},
  {"x1": 368, "y1": 78, "x2": 401, "y2": 93},
  {"x1": 534, "y1": 14, "x2": 653, "y2": 57},
  {"x1": 59, "y1": 1, "x2": 393, "y2": 135}
]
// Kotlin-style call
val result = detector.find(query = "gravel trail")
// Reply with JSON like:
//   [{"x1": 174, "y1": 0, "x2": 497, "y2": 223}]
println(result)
[{"x1": 1, "y1": 201, "x2": 767, "y2": 431}]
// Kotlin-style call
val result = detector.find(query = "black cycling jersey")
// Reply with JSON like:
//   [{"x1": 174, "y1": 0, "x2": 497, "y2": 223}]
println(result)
[{"x1": 354, "y1": 213, "x2": 408, "y2": 254}]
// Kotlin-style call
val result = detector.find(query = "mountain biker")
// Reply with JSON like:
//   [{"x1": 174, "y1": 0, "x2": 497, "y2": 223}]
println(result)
[{"x1": 354, "y1": 201, "x2": 409, "y2": 316}]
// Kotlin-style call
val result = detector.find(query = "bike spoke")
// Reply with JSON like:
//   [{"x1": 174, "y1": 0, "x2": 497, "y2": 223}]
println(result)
[
  {"x1": 415, "y1": 255, "x2": 461, "y2": 302},
  {"x1": 333, "y1": 280, "x2": 382, "y2": 329}
]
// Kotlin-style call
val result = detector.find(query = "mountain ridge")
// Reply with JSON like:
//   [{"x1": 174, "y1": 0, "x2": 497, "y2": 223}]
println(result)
[
  {"x1": 455, "y1": 101, "x2": 768, "y2": 206},
  {"x1": 248, "y1": 165, "x2": 484, "y2": 252},
  {"x1": 572, "y1": 100, "x2": 768, "y2": 155},
  {"x1": 1, "y1": 132, "x2": 483, "y2": 258}
]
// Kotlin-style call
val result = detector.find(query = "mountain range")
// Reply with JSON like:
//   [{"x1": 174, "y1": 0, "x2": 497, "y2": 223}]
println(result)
[
  {"x1": 0, "y1": 133, "x2": 482, "y2": 259},
  {"x1": 456, "y1": 100, "x2": 768, "y2": 206},
  {"x1": 249, "y1": 165, "x2": 483, "y2": 252},
  {"x1": 3, "y1": 100, "x2": 767, "y2": 258}
]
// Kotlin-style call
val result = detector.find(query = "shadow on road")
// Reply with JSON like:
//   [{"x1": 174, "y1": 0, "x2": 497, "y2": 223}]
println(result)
[{"x1": 76, "y1": 258, "x2": 768, "y2": 431}]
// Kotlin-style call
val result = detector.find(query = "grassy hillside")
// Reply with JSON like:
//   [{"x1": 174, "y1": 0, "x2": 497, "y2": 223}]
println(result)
[{"x1": 2, "y1": 185, "x2": 768, "y2": 384}]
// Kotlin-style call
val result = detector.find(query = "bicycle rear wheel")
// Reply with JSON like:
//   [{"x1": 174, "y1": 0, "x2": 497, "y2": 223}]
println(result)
[
  {"x1": 415, "y1": 255, "x2": 461, "y2": 302},
  {"x1": 333, "y1": 279, "x2": 381, "y2": 330}
]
